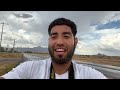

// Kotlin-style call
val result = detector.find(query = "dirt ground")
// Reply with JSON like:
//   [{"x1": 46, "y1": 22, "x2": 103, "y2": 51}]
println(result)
[{"x1": 0, "y1": 53, "x2": 23, "y2": 76}]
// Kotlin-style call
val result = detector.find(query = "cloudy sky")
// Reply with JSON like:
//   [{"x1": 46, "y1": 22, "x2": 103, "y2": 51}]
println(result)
[{"x1": 0, "y1": 11, "x2": 120, "y2": 56}]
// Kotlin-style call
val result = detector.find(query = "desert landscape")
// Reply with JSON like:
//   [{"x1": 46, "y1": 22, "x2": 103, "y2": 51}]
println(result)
[{"x1": 0, "y1": 52, "x2": 120, "y2": 76}]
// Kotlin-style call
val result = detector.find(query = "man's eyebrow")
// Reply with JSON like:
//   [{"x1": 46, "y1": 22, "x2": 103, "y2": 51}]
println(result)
[
  {"x1": 63, "y1": 32, "x2": 72, "y2": 35},
  {"x1": 50, "y1": 32, "x2": 58, "y2": 36},
  {"x1": 50, "y1": 32, "x2": 72, "y2": 36}
]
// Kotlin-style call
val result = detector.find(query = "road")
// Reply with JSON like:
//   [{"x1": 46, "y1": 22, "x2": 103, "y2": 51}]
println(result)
[
  {"x1": 23, "y1": 53, "x2": 120, "y2": 79},
  {"x1": 23, "y1": 53, "x2": 50, "y2": 61},
  {"x1": 75, "y1": 61, "x2": 120, "y2": 79}
]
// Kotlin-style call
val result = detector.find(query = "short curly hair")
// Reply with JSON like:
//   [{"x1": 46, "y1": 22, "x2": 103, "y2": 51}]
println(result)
[{"x1": 48, "y1": 18, "x2": 77, "y2": 37}]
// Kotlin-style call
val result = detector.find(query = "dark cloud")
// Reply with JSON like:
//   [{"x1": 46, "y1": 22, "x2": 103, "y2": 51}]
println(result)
[
  {"x1": 28, "y1": 21, "x2": 49, "y2": 36},
  {"x1": 96, "y1": 20, "x2": 120, "y2": 30},
  {"x1": 13, "y1": 13, "x2": 33, "y2": 18}
]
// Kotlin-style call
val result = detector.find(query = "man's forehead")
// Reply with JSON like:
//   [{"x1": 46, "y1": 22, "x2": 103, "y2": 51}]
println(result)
[{"x1": 51, "y1": 25, "x2": 72, "y2": 33}]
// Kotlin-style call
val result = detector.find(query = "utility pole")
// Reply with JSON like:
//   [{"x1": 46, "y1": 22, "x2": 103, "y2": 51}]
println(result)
[
  {"x1": 0, "y1": 22, "x2": 7, "y2": 52},
  {"x1": 12, "y1": 39, "x2": 15, "y2": 53}
]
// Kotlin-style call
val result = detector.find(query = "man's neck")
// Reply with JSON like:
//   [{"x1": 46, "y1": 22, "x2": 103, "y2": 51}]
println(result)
[{"x1": 52, "y1": 61, "x2": 71, "y2": 75}]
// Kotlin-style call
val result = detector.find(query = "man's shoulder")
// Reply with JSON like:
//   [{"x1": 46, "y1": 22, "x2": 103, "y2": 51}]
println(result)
[
  {"x1": 19, "y1": 58, "x2": 51, "y2": 67},
  {"x1": 73, "y1": 61, "x2": 100, "y2": 72},
  {"x1": 72, "y1": 61, "x2": 107, "y2": 79},
  {"x1": 73, "y1": 61, "x2": 92, "y2": 69}
]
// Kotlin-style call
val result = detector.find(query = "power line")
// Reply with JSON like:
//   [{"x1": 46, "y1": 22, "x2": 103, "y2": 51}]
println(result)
[
  {"x1": 1, "y1": 14, "x2": 19, "y2": 49},
  {"x1": 1, "y1": 12, "x2": 31, "y2": 49}
]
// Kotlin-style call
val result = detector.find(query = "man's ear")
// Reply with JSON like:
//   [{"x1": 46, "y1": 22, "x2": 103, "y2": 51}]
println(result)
[
  {"x1": 74, "y1": 37, "x2": 78, "y2": 46},
  {"x1": 48, "y1": 37, "x2": 50, "y2": 44}
]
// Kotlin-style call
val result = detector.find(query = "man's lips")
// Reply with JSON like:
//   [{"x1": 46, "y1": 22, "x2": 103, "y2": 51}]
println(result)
[
  {"x1": 54, "y1": 48, "x2": 67, "y2": 55},
  {"x1": 55, "y1": 48, "x2": 66, "y2": 52}
]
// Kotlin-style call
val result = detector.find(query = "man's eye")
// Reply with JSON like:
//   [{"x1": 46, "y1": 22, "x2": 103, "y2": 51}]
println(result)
[
  {"x1": 51, "y1": 36, "x2": 56, "y2": 39},
  {"x1": 64, "y1": 35, "x2": 70, "y2": 38}
]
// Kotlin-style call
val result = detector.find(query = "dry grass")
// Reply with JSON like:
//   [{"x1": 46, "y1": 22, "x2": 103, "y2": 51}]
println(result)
[
  {"x1": 0, "y1": 53, "x2": 23, "y2": 58},
  {"x1": 0, "y1": 61, "x2": 18, "y2": 76},
  {"x1": 73, "y1": 55, "x2": 120, "y2": 67},
  {"x1": 0, "y1": 53, "x2": 23, "y2": 76}
]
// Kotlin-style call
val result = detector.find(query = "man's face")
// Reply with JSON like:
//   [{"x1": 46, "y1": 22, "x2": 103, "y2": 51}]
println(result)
[{"x1": 48, "y1": 25, "x2": 78, "y2": 64}]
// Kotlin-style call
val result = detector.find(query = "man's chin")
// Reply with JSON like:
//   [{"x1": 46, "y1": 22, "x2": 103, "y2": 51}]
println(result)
[
  {"x1": 54, "y1": 53, "x2": 67, "y2": 57},
  {"x1": 51, "y1": 54, "x2": 72, "y2": 64},
  {"x1": 55, "y1": 55, "x2": 66, "y2": 59}
]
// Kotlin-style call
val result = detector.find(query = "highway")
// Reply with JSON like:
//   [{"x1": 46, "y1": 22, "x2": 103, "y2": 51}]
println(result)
[
  {"x1": 75, "y1": 61, "x2": 120, "y2": 79},
  {"x1": 23, "y1": 53, "x2": 49, "y2": 61}
]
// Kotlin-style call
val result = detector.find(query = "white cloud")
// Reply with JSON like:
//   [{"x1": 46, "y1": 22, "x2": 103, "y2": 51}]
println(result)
[
  {"x1": 18, "y1": 29, "x2": 26, "y2": 34},
  {"x1": 75, "y1": 40, "x2": 98, "y2": 55},
  {"x1": 99, "y1": 30, "x2": 120, "y2": 50}
]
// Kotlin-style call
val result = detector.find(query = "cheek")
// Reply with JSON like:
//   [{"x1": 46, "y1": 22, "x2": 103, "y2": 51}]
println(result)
[
  {"x1": 48, "y1": 40, "x2": 55, "y2": 48},
  {"x1": 66, "y1": 41, "x2": 75, "y2": 49},
  {"x1": 67, "y1": 40, "x2": 74, "y2": 45}
]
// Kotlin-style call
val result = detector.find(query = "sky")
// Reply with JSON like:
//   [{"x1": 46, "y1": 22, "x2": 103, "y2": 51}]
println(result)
[{"x1": 0, "y1": 11, "x2": 120, "y2": 56}]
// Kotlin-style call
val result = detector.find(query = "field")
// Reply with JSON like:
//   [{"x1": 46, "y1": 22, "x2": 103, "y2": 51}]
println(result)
[
  {"x1": 0, "y1": 53, "x2": 23, "y2": 58},
  {"x1": 73, "y1": 55, "x2": 120, "y2": 67},
  {"x1": 0, "y1": 53, "x2": 23, "y2": 76}
]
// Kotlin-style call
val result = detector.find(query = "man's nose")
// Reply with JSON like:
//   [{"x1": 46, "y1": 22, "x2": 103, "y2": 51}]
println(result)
[{"x1": 56, "y1": 37, "x2": 64, "y2": 46}]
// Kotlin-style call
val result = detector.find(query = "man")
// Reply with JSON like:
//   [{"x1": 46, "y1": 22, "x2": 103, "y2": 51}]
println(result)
[{"x1": 0, "y1": 18, "x2": 107, "y2": 79}]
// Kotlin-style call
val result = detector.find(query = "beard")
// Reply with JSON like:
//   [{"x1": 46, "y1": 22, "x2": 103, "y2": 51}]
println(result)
[{"x1": 48, "y1": 44, "x2": 76, "y2": 64}]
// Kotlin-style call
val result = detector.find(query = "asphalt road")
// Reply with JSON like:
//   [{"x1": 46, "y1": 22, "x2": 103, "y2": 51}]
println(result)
[
  {"x1": 75, "y1": 61, "x2": 120, "y2": 79},
  {"x1": 23, "y1": 53, "x2": 50, "y2": 61}
]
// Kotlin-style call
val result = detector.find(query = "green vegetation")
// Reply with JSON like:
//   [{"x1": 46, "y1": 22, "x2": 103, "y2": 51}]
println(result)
[
  {"x1": 0, "y1": 47, "x2": 5, "y2": 52},
  {"x1": 24, "y1": 51, "x2": 32, "y2": 53}
]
